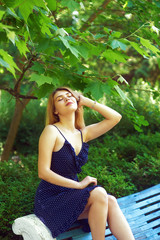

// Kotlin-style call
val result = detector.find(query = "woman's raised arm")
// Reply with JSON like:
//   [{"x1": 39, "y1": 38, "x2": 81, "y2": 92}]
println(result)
[{"x1": 79, "y1": 95, "x2": 122, "y2": 142}]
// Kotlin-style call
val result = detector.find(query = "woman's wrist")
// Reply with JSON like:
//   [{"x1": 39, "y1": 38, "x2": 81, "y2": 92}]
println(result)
[{"x1": 80, "y1": 96, "x2": 97, "y2": 109}]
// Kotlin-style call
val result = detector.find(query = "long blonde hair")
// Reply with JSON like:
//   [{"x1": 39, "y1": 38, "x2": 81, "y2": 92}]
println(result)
[{"x1": 46, "y1": 87, "x2": 85, "y2": 129}]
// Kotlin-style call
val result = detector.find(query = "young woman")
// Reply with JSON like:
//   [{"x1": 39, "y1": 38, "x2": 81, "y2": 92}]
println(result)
[{"x1": 34, "y1": 87, "x2": 135, "y2": 240}]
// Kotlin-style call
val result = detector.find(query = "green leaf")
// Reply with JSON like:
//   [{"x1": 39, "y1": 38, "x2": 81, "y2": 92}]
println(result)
[
  {"x1": 114, "y1": 85, "x2": 134, "y2": 107},
  {"x1": 61, "y1": 0, "x2": 80, "y2": 11},
  {"x1": 130, "y1": 41, "x2": 149, "y2": 57},
  {"x1": 140, "y1": 38, "x2": 160, "y2": 54},
  {"x1": 0, "y1": 22, "x2": 14, "y2": 31},
  {"x1": 0, "y1": 10, "x2": 5, "y2": 20},
  {"x1": 19, "y1": 1, "x2": 34, "y2": 22},
  {"x1": 84, "y1": 81, "x2": 105, "y2": 100},
  {"x1": 102, "y1": 49, "x2": 128, "y2": 63},
  {"x1": 104, "y1": 27, "x2": 110, "y2": 34},
  {"x1": 19, "y1": 0, "x2": 46, "y2": 22},
  {"x1": 33, "y1": 83, "x2": 54, "y2": 98},
  {"x1": 110, "y1": 31, "x2": 122, "y2": 38},
  {"x1": 45, "y1": 0, "x2": 57, "y2": 11},
  {"x1": 59, "y1": 36, "x2": 70, "y2": 48},
  {"x1": 111, "y1": 40, "x2": 127, "y2": 51},
  {"x1": 117, "y1": 75, "x2": 129, "y2": 85},
  {"x1": 134, "y1": 124, "x2": 143, "y2": 132},
  {"x1": 69, "y1": 45, "x2": 80, "y2": 58},
  {"x1": 123, "y1": 0, "x2": 134, "y2": 8},
  {"x1": 102, "y1": 50, "x2": 115, "y2": 63},
  {"x1": 3, "y1": 0, "x2": 22, "y2": 8},
  {"x1": 75, "y1": 45, "x2": 89, "y2": 59},
  {"x1": 0, "y1": 57, "x2": 10, "y2": 68},
  {"x1": 134, "y1": 115, "x2": 149, "y2": 127},
  {"x1": 59, "y1": 36, "x2": 80, "y2": 58},
  {"x1": 31, "y1": 62, "x2": 45, "y2": 74},
  {"x1": 15, "y1": 40, "x2": 30, "y2": 57},
  {"x1": 6, "y1": 8, "x2": 20, "y2": 20},
  {"x1": 56, "y1": 28, "x2": 69, "y2": 37},
  {"x1": 41, "y1": 24, "x2": 52, "y2": 36},
  {"x1": 29, "y1": 73, "x2": 55, "y2": 87},
  {"x1": 6, "y1": 31, "x2": 18, "y2": 45},
  {"x1": 0, "y1": 49, "x2": 20, "y2": 77},
  {"x1": 94, "y1": 34, "x2": 106, "y2": 39},
  {"x1": 114, "y1": 85, "x2": 127, "y2": 101},
  {"x1": 107, "y1": 78, "x2": 118, "y2": 88},
  {"x1": 87, "y1": 43, "x2": 101, "y2": 57}
]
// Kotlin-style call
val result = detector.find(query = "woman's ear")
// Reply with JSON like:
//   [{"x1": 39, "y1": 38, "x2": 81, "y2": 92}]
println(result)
[{"x1": 54, "y1": 111, "x2": 58, "y2": 115}]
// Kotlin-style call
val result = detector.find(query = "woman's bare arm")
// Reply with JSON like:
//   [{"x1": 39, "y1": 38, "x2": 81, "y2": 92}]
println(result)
[{"x1": 79, "y1": 96, "x2": 122, "y2": 142}]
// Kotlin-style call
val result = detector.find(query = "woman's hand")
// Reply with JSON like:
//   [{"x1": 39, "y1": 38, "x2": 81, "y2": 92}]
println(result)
[
  {"x1": 79, "y1": 176, "x2": 97, "y2": 189},
  {"x1": 77, "y1": 95, "x2": 87, "y2": 108}
]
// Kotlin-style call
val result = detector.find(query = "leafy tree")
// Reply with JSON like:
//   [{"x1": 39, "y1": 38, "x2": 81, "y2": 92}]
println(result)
[{"x1": 0, "y1": 0, "x2": 159, "y2": 161}]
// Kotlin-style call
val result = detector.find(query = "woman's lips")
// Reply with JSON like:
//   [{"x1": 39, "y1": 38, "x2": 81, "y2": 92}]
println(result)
[{"x1": 66, "y1": 102, "x2": 73, "y2": 106}]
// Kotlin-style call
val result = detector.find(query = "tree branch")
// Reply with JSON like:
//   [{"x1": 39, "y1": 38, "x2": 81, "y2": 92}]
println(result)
[
  {"x1": 14, "y1": 56, "x2": 35, "y2": 93},
  {"x1": 80, "y1": 0, "x2": 112, "y2": 32},
  {"x1": 130, "y1": 88, "x2": 160, "y2": 93},
  {"x1": 0, "y1": 86, "x2": 37, "y2": 100},
  {"x1": 52, "y1": 11, "x2": 60, "y2": 27}
]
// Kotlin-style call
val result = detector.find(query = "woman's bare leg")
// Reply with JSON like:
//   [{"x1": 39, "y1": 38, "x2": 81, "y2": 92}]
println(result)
[
  {"x1": 107, "y1": 195, "x2": 135, "y2": 240},
  {"x1": 78, "y1": 189, "x2": 135, "y2": 240},
  {"x1": 78, "y1": 187, "x2": 108, "y2": 240}
]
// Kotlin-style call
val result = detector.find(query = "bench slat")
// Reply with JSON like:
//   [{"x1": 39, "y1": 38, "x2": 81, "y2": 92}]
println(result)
[{"x1": 118, "y1": 184, "x2": 160, "y2": 205}]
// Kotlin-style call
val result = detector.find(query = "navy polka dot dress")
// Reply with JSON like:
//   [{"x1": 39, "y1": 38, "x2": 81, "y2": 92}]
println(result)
[{"x1": 34, "y1": 125, "x2": 98, "y2": 238}]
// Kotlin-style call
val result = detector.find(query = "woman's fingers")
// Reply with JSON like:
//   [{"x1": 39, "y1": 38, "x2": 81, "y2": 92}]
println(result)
[
  {"x1": 91, "y1": 177, "x2": 97, "y2": 185},
  {"x1": 79, "y1": 176, "x2": 97, "y2": 189},
  {"x1": 87, "y1": 176, "x2": 97, "y2": 186}
]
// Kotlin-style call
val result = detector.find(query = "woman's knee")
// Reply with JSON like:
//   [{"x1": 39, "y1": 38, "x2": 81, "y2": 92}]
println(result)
[
  {"x1": 108, "y1": 195, "x2": 118, "y2": 208},
  {"x1": 89, "y1": 187, "x2": 108, "y2": 205}
]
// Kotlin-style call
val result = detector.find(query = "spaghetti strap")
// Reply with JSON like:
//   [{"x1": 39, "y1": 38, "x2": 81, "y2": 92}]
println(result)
[
  {"x1": 78, "y1": 129, "x2": 83, "y2": 143},
  {"x1": 53, "y1": 125, "x2": 67, "y2": 140},
  {"x1": 53, "y1": 125, "x2": 83, "y2": 144}
]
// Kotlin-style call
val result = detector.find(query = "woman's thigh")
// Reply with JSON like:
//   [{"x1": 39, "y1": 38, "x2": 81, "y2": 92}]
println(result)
[{"x1": 78, "y1": 187, "x2": 108, "y2": 220}]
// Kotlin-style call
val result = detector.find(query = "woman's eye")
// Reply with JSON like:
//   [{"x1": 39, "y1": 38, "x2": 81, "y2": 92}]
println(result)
[{"x1": 58, "y1": 98, "x2": 63, "y2": 101}]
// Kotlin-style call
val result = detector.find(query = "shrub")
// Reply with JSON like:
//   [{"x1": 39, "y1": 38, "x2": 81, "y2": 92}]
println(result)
[
  {"x1": 79, "y1": 132, "x2": 160, "y2": 196},
  {"x1": 0, "y1": 156, "x2": 40, "y2": 239}
]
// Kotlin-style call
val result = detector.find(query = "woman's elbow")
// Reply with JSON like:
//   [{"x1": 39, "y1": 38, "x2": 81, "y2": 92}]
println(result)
[
  {"x1": 113, "y1": 113, "x2": 122, "y2": 124},
  {"x1": 117, "y1": 113, "x2": 122, "y2": 122},
  {"x1": 38, "y1": 171, "x2": 43, "y2": 179},
  {"x1": 38, "y1": 168, "x2": 49, "y2": 180}
]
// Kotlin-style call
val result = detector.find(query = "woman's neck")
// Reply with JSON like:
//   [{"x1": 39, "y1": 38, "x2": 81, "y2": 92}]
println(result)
[{"x1": 58, "y1": 114, "x2": 76, "y2": 132}]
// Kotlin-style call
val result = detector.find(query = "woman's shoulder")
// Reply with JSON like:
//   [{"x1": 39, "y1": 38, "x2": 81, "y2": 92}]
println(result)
[{"x1": 40, "y1": 124, "x2": 59, "y2": 139}]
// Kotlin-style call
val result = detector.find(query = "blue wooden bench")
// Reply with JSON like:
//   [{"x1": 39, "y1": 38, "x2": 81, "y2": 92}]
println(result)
[{"x1": 12, "y1": 184, "x2": 160, "y2": 240}]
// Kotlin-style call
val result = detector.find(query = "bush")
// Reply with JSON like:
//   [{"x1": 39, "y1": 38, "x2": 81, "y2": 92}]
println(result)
[
  {"x1": 0, "y1": 156, "x2": 40, "y2": 239},
  {"x1": 79, "y1": 132, "x2": 160, "y2": 196}
]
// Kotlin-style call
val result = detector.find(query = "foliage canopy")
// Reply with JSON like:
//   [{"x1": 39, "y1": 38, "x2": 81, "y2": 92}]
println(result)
[
  {"x1": 0, "y1": 0, "x2": 160, "y2": 99},
  {"x1": 0, "y1": 0, "x2": 160, "y2": 160}
]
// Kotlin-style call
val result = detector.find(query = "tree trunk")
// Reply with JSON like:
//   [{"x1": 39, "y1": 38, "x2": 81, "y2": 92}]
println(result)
[{"x1": 1, "y1": 98, "x2": 30, "y2": 161}]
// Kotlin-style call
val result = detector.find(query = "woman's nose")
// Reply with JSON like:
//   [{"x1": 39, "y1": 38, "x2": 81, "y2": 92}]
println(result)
[{"x1": 65, "y1": 95, "x2": 70, "y2": 100}]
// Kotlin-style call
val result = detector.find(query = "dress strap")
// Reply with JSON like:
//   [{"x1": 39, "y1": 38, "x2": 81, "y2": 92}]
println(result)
[
  {"x1": 53, "y1": 125, "x2": 67, "y2": 140},
  {"x1": 53, "y1": 125, "x2": 83, "y2": 143},
  {"x1": 78, "y1": 129, "x2": 83, "y2": 143}
]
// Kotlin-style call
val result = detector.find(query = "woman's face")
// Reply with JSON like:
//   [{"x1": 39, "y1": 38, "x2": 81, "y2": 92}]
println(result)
[{"x1": 53, "y1": 90, "x2": 78, "y2": 115}]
